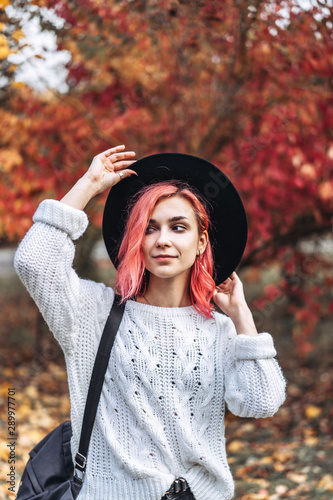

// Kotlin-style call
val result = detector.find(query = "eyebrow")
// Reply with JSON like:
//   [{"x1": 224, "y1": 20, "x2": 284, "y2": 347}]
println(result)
[{"x1": 149, "y1": 216, "x2": 190, "y2": 224}]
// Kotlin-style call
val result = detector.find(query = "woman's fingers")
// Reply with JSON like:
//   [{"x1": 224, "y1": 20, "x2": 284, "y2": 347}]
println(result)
[
  {"x1": 110, "y1": 151, "x2": 136, "y2": 163},
  {"x1": 102, "y1": 144, "x2": 126, "y2": 156},
  {"x1": 114, "y1": 160, "x2": 137, "y2": 170},
  {"x1": 216, "y1": 279, "x2": 231, "y2": 289},
  {"x1": 114, "y1": 168, "x2": 138, "y2": 184},
  {"x1": 216, "y1": 272, "x2": 239, "y2": 289},
  {"x1": 100, "y1": 151, "x2": 136, "y2": 164},
  {"x1": 97, "y1": 145, "x2": 136, "y2": 164},
  {"x1": 215, "y1": 276, "x2": 236, "y2": 294},
  {"x1": 98, "y1": 147, "x2": 136, "y2": 174}
]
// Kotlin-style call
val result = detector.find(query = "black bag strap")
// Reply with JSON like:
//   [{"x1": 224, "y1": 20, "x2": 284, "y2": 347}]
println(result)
[{"x1": 73, "y1": 294, "x2": 125, "y2": 484}]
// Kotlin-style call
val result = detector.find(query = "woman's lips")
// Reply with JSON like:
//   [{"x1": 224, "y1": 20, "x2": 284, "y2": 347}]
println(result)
[{"x1": 153, "y1": 255, "x2": 177, "y2": 260}]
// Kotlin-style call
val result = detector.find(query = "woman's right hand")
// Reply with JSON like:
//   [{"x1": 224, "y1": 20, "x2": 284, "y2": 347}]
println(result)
[
  {"x1": 84, "y1": 145, "x2": 137, "y2": 195},
  {"x1": 60, "y1": 145, "x2": 137, "y2": 210}
]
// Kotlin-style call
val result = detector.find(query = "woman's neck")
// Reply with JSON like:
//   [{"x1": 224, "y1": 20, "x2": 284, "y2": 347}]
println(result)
[{"x1": 137, "y1": 275, "x2": 192, "y2": 308}]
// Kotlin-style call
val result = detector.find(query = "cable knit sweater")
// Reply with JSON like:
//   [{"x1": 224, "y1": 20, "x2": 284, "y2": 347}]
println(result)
[{"x1": 14, "y1": 199, "x2": 286, "y2": 500}]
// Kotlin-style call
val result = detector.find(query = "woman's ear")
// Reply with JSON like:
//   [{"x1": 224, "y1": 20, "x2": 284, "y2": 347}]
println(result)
[{"x1": 197, "y1": 230, "x2": 208, "y2": 255}]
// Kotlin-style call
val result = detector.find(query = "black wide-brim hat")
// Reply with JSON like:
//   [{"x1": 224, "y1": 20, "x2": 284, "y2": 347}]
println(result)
[{"x1": 102, "y1": 153, "x2": 247, "y2": 284}]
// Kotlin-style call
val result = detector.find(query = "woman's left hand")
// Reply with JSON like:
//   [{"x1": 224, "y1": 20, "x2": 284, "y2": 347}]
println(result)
[
  {"x1": 213, "y1": 272, "x2": 258, "y2": 336},
  {"x1": 213, "y1": 272, "x2": 246, "y2": 316}
]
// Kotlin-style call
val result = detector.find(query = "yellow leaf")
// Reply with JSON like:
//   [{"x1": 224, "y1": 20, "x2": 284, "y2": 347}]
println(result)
[
  {"x1": 287, "y1": 472, "x2": 307, "y2": 483},
  {"x1": 0, "y1": 149, "x2": 23, "y2": 172},
  {"x1": 274, "y1": 462, "x2": 286, "y2": 472},
  {"x1": 3, "y1": 367, "x2": 14, "y2": 379},
  {"x1": 12, "y1": 29, "x2": 25, "y2": 42},
  {"x1": 25, "y1": 385, "x2": 39, "y2": 400},
  {"x1": 30, "y1": 0, "x2": 49, "y2": 6},
  {"x1": 305, "y1": 405, "x2": 321, "y2": 419},
  {"x1": 304, "y1": 436, "x2": 318, "y2": 446},
  {"x1": 0, "y1": 442, "x2": 10, "y2": 461},
  {"x1": 12, "y1": 81, "x2": 25, "y2": 88},
  {"x1": 273, "y1": 449, "x2": 294, "y2": 462},
  {"x1": 228, "y1": 440, "x2": 245, "y2": 452},
  {"x1": 0, "y1": 33, "x2": 8, "y2": 46},
  {"x1": 0, "y1": 0, "x2": 10, "y2": 7},
  {"x1": 0, "y1": 46, "x2": 11, "y2": 59},
  {"x1": 19, "y1": 403, "x2": 33, "y2": 418},
  {"x1": 318, "y1": 474, "x2": 333, "y2": 491}
]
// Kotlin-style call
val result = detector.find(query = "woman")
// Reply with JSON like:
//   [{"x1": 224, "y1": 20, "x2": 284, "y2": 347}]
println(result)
[{"x1": 15, "y1": 145, "x2": 286, "y2": 500}]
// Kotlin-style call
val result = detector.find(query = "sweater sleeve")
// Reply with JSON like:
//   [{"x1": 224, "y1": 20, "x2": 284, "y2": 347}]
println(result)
[
  {"x1": 223, "y1": 319, "x2": 286, "y2": 418},
  {"x1": 14, "y1": 199, "x2": 102, "y2": 352}
]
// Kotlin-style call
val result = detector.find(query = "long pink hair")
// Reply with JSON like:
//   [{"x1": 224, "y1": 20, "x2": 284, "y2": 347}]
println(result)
[{"x1": 115, "y1": 181, "x2": 216, "y2": 318}]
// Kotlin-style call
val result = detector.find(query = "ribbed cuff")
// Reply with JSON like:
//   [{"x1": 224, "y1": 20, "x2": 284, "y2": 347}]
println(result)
[
  {"x1": 33, "y1": 199, "x2": 89, "y2": 240},
  {"x1": 232, "y1": 332, "x2": 277, "y2": 360}
]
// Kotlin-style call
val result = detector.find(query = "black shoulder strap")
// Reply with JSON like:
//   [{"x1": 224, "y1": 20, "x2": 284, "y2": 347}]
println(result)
[{"x1": 73, "y1": 294, "x2": 125, "y2": 484}]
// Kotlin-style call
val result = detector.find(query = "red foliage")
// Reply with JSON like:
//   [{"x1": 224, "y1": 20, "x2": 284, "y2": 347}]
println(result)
[{"x1": 1, "y1": 0, "x2": 332, "y2": 355}]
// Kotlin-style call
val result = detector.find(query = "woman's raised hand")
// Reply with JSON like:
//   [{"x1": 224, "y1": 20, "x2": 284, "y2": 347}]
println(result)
[
  {"x1": 60, "y1": 145, "x2": 137, "y2": 210},
  {"x1": 213, "y1": 272, "x2": 246, "y2": 316},
  {"x1": 84, "y1": 145, "x2": 137, "y2": 195},
  {"x1": 213, "y1": 272, "x2": 258, "y2": 336}
]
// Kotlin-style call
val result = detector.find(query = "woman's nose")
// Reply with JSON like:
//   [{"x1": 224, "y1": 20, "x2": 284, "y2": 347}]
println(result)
[{"x1": 155, "y1": 229, "x2": 171, "y2": 247}]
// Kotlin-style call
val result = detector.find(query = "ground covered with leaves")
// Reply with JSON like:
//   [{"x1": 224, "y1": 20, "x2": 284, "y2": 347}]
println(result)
[
  {"x1": 226, "y1": 357, "x2": 333, "y2": 500},
  {"x1": 0, "y1": 291, "x2": 332, "y2": 500}
]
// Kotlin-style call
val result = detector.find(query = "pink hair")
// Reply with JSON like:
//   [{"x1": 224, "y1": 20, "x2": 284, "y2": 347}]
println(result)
[{"x1": 115, "y1": 181, "x2": 216, "y2": 318}]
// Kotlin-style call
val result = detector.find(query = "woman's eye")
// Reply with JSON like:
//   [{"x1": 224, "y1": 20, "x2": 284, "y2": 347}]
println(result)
[{"x1": 145, "y1": 224, "x2": 186, "y2": 234}]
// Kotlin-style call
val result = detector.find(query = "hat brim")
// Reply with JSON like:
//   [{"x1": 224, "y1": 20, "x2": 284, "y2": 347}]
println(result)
[{"x1": 102, "y1": 153, "x2": 247, "y2": 284}]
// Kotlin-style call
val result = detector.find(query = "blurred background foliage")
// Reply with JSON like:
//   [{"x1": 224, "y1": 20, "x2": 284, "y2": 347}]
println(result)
[
  {"x1": 0, "y1": 1, "x2": 333, "y2": 498},
  {"x1": 0, "y1": 0, "x2": 332, "y2": 354}
]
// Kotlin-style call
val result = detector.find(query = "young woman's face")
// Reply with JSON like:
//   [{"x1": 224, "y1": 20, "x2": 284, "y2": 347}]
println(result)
[{"x1": 142, "y1": 196, "x2": 207, "y2": 282}]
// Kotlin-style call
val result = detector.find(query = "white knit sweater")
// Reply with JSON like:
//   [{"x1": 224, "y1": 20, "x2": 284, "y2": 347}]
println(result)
[{"x1": 14, "y1": 199, "x2": 286, "y2": 500}]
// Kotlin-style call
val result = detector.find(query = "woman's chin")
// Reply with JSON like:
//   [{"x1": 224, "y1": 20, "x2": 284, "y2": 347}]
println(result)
[{"x1": 147, "y1": 268, "x2": 191, "y2": 282}]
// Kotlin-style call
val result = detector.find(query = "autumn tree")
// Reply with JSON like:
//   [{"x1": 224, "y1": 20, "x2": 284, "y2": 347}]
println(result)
[{"x1": 1, "y1": 0, "x2": 332, "y2": 354}]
